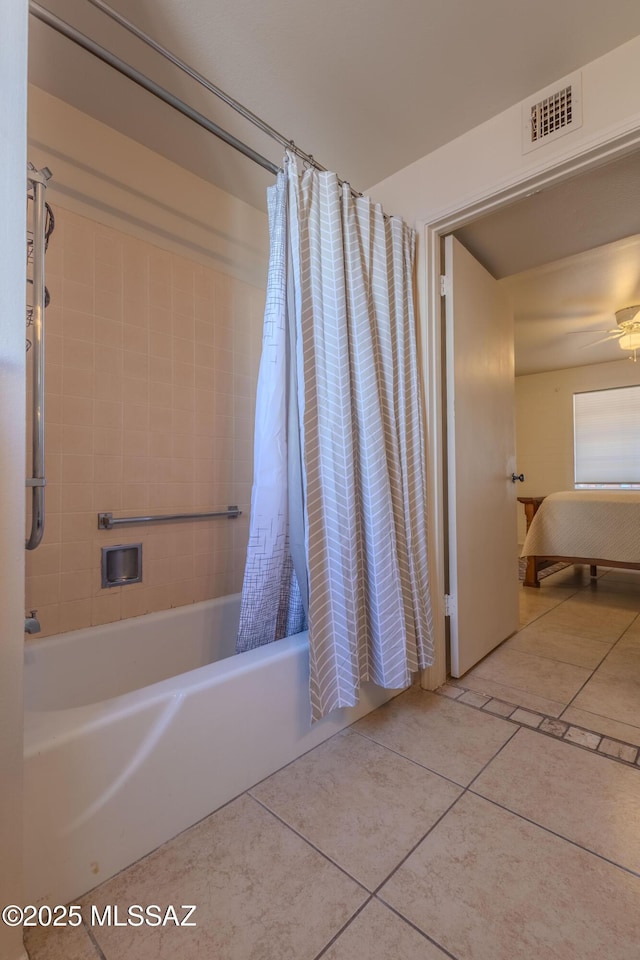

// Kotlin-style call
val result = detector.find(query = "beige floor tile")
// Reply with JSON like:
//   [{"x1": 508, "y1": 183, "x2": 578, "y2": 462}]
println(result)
[
  {"x1": 24, "y1": 923, "x2": 99, "y2": 960},
  {"x1": 527, "y1": 599, "x2": 636, "y2": 644},
  {"x1": 505, "y1": 622, "x2": 611, "y2": 669},
  {"x1": 250, "y1": 729, "x2": 461, "y2": 890},
  {"x1": 518, "y1": 590, "x2": 571, "y2": 627},
  {"x1": 539, "y1": 566, "x2": 595, "y2": 589},
  {"x1": 460, "y1": 673, "x2": 566, "y2": 716},
  {"x1": 81, "y1": 794, "x2": 366, "y2": 960},
  {"x1": 379, "y1": 793, "x2": 640, "y2": 960},
  {"x1": 570, "y1": 673, "x2": 640, "y2": 730},
  {"x1": 596, "y1": 632, "x2": 640, "y2": 681},
  {"x1": 623, "y1": 615, "x2": 640, "y2": 638},
  {"x1": 483, "y1": 697, "x2": 516, "y2": 716},
  {"x1": 322, "y1": 898, "x2": 450, "y2": 960},
  {"x1": 509, "y1": 707, "x2": 543, "y2": 727},
  {"x1": 601, "y1": 569, "x2": 640, "y2": 585},
  {"x1": 353, "y1": 688, "x2": 515, "y2": 787},
  {"x1": 598, "y1": 737, "x2": 638, "y2": 763},
  {"x1": 464, "y1": 647, "x2": 591, "y2": 704},
  {"x1": 569, "y1": 583, "x2": 640, "y2": 613},
  {"x1": 560, "y1": 706, "x2": 640, "y2": 747},
  {"x1": 472, "y1": 727, "x2": 640, "y2": 872},
  {"x1": 564, "y1": 726, "x2": 601, "y2": 748}
]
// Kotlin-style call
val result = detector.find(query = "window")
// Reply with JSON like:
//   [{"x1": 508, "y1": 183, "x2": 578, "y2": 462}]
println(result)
[{"x1": 574, "y1": 385, "x2": 640, "y2": 488}]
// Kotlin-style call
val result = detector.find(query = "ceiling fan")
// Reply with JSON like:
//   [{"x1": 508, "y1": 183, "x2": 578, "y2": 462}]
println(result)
[{"x1": 586, "y1": 304, "x2": 640, "y2": 360}]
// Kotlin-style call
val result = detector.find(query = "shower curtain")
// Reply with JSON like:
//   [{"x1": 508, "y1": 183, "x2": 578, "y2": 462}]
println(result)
[
  {"x1": 238, "y1": 151, "x2": 434, "y2": 720},
  {"x1": 236, "y1": 171, "x2": 307, "y2": 651}
]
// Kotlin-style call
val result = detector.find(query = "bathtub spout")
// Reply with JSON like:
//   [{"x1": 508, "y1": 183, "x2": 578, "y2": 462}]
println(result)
[{"x1": 24, "y1": 610, "x2": 41, "y2": 634}]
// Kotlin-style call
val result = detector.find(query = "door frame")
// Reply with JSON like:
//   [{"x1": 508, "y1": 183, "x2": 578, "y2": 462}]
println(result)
[{"x1": 418, "y1": 128, "x2": 640, "y2": 691}]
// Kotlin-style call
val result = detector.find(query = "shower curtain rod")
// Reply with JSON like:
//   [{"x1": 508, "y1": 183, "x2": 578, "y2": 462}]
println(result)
[
  {"x1": 82, "y1": 0, "x2": 327, "y2": 176},
  {"x1": 29, "y1": 1, "x2": 363, "y2": 196},
  {"x1": 28, "y1": 1, "x2": 280, "y2": 177}
]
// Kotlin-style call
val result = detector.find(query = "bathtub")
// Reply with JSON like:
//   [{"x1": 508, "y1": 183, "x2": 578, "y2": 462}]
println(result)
[{"x1": 24, "y1": 595, "x2": 401, "y2": 906}]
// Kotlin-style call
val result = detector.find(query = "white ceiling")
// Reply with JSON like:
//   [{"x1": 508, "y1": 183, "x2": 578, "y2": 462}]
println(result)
[
  {"x1": 27, "y1": 0, "x2": 640, "y2": 376},
  {"x1": 501, "y1": 234, "x2": 640, "y2": 376},
  {"x1": 28, "y1": 0, "x2": 640, "y2": 210},
  {"x1": 454, "y1": 149, "x2": 640, "y2": 375}
]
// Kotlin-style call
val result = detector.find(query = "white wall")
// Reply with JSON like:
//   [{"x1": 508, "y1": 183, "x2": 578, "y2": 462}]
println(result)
[
  {"x1": 0, "y1": 3, "x2": 28, "y2": 959},
  {"x1": 369, "y1": 34, "x2": 640, "y2": 226},
  {"x1": 515, "y1": 359, "x2": 640, "y2": 542},
  {"x1": 366, "y1": 31, "x2": 640, "y2": 687}
]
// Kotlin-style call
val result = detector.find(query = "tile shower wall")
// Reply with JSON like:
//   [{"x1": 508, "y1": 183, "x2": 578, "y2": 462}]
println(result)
[{"x1": 25, "y1": 205, "x2": 264, "y2": 637}]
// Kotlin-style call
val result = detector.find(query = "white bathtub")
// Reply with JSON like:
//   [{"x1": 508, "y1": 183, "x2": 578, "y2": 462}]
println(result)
[{"x1": 24, "y1": 595, "x2": 401, "y2": 906}]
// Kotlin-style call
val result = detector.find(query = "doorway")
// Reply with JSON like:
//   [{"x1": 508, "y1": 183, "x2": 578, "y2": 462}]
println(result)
[{"x1": 421, "y1": 138, "x2": 640, "y2": 690}]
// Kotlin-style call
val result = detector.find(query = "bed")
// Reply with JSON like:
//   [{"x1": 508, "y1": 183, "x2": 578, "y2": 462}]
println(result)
[{"x1": 520, "y1": 490, "x2": 640, "y2": 588}]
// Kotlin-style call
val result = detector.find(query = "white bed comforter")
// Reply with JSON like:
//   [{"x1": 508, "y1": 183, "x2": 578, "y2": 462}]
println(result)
[{"x1": 521, "y1": 490, "x2": 640, "y2": 563}]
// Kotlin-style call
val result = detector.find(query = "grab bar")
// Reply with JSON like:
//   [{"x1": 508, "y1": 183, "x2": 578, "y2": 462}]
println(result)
[
  {"x1": 26, "y1": 166, "x2": 52, "y2": 551},
  {"x1": 97, "y1": 506, "x2": 242, "y2": 529}
]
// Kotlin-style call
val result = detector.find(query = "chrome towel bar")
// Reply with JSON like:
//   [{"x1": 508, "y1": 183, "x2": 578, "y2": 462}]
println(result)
[{"x1": 98, "y1": 507, "x2": 242, "y2": 529}]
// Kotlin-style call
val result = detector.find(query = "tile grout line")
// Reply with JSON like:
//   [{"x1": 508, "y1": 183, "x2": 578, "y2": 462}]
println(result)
[
  {"x1": 311, "y1": 897, "x2": 374, "y2": 960},
  {"x1": 249, "y1": 788, "x2": 465, "y2": 960},
  {"x1": 247, "y1": 793, "x2": 372, "y2": 892},
  {"x1": 438, "y1": 684, "x2": 640, "y2": 768},
  {"x1": 348, "y1": 726, "x2": 472, "y2": 790},
  {"x1": 371, "y1": 897, "x2": 461, "y2": 960},
  {"x1": 83, "y1": 922, "x2": 108, "y2": 960},
  {"x1": 467, "y1": 790, "x2": 640, "y2": 881},
  {"x1": 560, "y1": 615, "x2": 639, "y2": 712}
]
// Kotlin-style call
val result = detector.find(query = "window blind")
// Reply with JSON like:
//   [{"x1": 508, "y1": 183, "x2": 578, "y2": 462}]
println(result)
[{"x1": 574, "y1": 385, "x2": 640, "y2": 485}]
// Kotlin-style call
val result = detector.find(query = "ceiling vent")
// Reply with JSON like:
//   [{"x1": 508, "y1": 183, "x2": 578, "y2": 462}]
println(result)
[{"x1": 522, "y1": 72, "x2": 582, "y2": 154}]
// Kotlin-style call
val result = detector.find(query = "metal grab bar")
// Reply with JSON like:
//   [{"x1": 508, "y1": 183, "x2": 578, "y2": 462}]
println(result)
[
  {"x1": 26, "y1": 166, "x2": 52, "y2": 551},
  {"x1": 98, "y1": 507, "x2": 242, "y2": 529}
]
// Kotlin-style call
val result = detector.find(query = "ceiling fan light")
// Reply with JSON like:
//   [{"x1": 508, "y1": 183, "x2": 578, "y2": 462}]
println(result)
[
  {"x1": 618, "y1": 331, "x2": 640, "y2": 351},
  {"x1": 615, "y1": 305, "x2": 640, "y2": 327}
]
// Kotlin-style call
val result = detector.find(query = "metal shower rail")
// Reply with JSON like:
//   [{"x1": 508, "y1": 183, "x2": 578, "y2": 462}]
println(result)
[
  {"x1": 25, "y1": 165, "x2": 52, "y2": 551},
  {"x1": 98, "y1": 506, "x2": 242, "y2": 530},
  {"x1": 83, "y1": 0, "x2": 313, "y2": 166},
  {"x1": 28, "y1": 0, "x2": 364, "y2": 196},
  {"x1": 28, "y1": 1, "x2": 279, "y2": 176}
]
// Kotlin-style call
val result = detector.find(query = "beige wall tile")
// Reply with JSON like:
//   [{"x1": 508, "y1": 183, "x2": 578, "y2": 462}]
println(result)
[
  {"x1": 26, "y1": 543, "x2": 61, "y2": 578},
  {"x1": 61, "y1": 483, "x2": 93, "y2": 514},
  {"x1": 26, "y1": 573, "x2": 61, "y2": 608},
  {"x1": 91, "y1": 593, "x2": 122, "y2": 626},
  {"x1": 60, "y1": 570, "x2": 92, "y2": 603},
  {"x1": 94, "y1": 287, "x2": 123, "y2": 322},
  {"x1": 62, "y1": 425, "x2": 93, "y2": 456},
  {"x1": 26, "y1": 205, "x2": 260, "y2": 634},
  {"x1": 59, "y1": 599, "x2": 93, "y2": 633},
  {"x1": 121, "y1": 587, "x2": 151, "y2": 620},
  {"x1": 62, "y1": 395, "x2": 93, "y2": 426},
  {"x1": 61, "y1": 541, "x2": 92, "y2": 573}
]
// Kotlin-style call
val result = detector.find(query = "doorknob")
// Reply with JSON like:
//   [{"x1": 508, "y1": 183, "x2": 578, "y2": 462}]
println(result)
[{"x1": 511, "y1": 473, "x2": 525, "y2": 483}]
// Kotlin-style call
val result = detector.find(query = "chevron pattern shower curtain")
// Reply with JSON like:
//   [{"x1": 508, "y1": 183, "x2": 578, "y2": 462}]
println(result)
[{"x1": 238, "y1": 151, "x2": 434, "y2": 719}]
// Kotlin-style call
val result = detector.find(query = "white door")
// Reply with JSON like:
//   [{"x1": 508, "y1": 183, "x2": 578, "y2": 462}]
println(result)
[{"x1": 444, "y1": 235, "x2": 519, "y2": 677}]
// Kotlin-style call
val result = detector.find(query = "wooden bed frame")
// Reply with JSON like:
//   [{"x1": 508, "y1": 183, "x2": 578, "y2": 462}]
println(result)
[
  {"x1": 523, "y1": 555, "x2": 640, "y2": 588},
  {"x1": 518, "y1": 497, "x2": 640, "y2": 587}
]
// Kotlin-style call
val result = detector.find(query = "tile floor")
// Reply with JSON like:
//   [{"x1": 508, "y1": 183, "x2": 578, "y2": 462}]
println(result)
[
  {"x1": 460, "y1": 565, "x2": 640, "y2": 745},
  {"x1": 25, "y1": 566, "x2": 640, "y2": 960}
]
